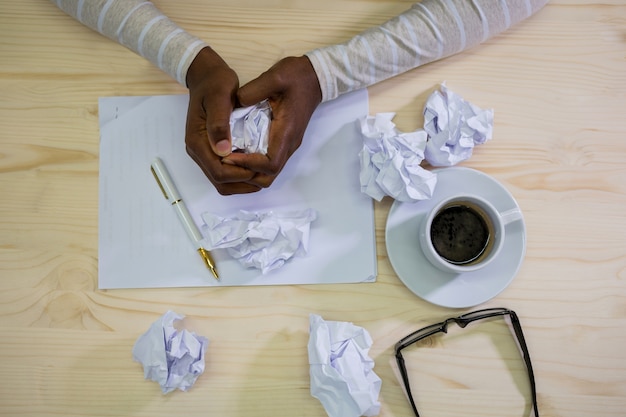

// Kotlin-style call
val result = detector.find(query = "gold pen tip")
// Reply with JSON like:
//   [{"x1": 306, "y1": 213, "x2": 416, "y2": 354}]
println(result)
[{"x1": 198, "y1": 248, "x2": 219, "y2": 281}]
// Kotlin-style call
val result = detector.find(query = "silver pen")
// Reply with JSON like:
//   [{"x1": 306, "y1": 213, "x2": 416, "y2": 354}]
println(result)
[{"x1": 150, "y1": 157, "x2": 219, "y2": 280}]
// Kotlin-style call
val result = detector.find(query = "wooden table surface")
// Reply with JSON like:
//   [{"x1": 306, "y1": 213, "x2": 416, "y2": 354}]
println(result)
[{"x1": 1, "y1": 1, "x2": 625, "y2": 416}]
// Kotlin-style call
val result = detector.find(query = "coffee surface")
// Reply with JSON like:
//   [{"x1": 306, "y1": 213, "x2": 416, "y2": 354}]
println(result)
[{"x1": 430, "y1": 204, "x2": 490, "y2": 265}]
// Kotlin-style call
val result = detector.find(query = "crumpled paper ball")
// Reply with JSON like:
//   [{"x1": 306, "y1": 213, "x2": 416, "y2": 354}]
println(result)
[
  {"x1": 356, "y1": 83, "x2": 493, "y2": 202},
  {"x1": 424, "y1": 83, "x2": 494, "y2": 166},
  {"x1": 230, "y1": 100, "x2": 272, "y2": 154},
  {"x1": 358, "y1": 113, "x2": 437, "y2": 202},
  {"x1": 132, "y1": 311, "x2": 208, "y2": 394},
  {"x1": 201, "y1": 209, "x2": 317, "y2": 274},
  {"x1": 308, "y1": 314, "x2": 382, "y2": 417}
]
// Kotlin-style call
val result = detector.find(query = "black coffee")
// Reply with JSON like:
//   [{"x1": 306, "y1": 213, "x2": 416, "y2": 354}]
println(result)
[{"x1": 430, "y1": 203, "x2": 491, "y2": 265}]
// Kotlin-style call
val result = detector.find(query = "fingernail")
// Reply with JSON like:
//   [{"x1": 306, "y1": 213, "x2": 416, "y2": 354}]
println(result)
[
  {"x1": 215, "y1": 140, "x2": 231, "y2": 157},
  {"x1": 222, "y1": 158, "x2": 235, "y2": 166}
]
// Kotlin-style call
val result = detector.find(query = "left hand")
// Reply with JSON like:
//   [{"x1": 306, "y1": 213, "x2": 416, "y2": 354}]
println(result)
[
  {"x1": 225, "y1": 55, "x2": 322, "y2": 188},
  {"x1": 185, "y1": 46, "x2": 261, "y2": 195}
]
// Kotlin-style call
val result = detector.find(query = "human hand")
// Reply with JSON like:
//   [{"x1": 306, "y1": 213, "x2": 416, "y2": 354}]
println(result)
[
  {"x1": 226, "y1": 55, "x2": 322, "y2": 188},
  {"x1": 185, "y1": 46, "x2": 261, "y2": 194}
]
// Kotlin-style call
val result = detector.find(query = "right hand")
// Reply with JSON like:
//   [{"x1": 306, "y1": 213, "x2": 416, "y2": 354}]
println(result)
[{"x1": 225, "y1": 56, "x2": 323, "y2": 189}]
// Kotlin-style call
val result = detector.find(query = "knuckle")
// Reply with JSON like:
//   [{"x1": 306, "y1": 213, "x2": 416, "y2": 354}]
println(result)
[
  {"x1": 268, "y1": 58, "x2": 297, "y2": 87},
  {"x1": 211, "y1": 170, "x2": 230, "y2": 183},
  {"x1": 215, "y1": 185, "x2": 234, "y2": 196},
  {"x1": 207, "y1": 123, "x2": 229, "y2": 139},
  {"x1": 251, "y1": 173, "x2": 276, "y2": 189},
  {"x1": 184, "y1": 132, "x2": 199, "y2": 148},
  {"x1": 185, "y1": 144, "x2": 201, "y2": 162},
  {"x1": 265, "y1": 160, "x2": 283, "y2": 176}
]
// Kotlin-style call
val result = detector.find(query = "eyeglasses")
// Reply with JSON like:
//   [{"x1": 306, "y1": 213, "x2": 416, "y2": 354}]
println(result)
[{"x1": 394, "y1": 308, "x2": 539, "y2": 417}]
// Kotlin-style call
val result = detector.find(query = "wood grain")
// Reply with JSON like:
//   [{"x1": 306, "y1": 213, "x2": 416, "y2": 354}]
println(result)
[{"x1": 0, "y1": 0, "x2": 625, "y2": 416}]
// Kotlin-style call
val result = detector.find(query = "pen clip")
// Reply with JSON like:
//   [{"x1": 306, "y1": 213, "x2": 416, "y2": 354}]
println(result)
[{"x1": 150, "y1": 165, "x2": 169, "y2": 200}]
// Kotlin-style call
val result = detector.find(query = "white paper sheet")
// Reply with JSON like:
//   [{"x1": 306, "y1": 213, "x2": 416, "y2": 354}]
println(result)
[{"x1": 98, "y1": 89, "x2": 376, "y2": 288}]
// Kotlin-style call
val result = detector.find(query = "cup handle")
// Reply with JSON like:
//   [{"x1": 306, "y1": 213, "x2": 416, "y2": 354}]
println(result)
[{"x1": 500, "y1": 208, "x2": 523, "y2": 225}]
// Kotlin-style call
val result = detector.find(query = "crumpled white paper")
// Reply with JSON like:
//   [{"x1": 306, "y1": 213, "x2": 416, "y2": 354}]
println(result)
[
  {"x1": 308, "y1": 314, "x2": 382, "y2": 417},
  {"x1": 358, "y1": 113, "x2": 437, "y2": 202},
  {"x1": 132, "y1": 311, "x2": 208, "y2": 394},
  {"x1": 424, "y1": 83, "x2": 494, "y2": 166},
  {"x1": 230, "y1": 100, "x2": 272, "y2": 154},
  {"x1": 357, "y1": 83, "x2": 493, "y2": 201},
  {"x1": 201, "y1": 209, "x2": 317, "y2": 274}
]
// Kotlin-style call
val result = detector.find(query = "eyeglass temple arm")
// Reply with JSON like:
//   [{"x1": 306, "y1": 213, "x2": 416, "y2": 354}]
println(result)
[
  {"x1": 395, "y1": 350, "x2": 422, "y2": 417},
  {"x1": 510, "y1": 312, "x2": 539, "y2": 417}
]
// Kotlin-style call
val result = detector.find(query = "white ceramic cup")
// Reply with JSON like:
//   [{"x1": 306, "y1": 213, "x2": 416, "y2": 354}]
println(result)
[{"x1": 419, "y1": 194, "x2": 523, "y2": 274}]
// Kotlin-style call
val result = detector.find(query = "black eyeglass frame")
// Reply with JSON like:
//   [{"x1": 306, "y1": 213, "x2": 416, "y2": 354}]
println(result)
[{"x1": 394, "y1": 308, "x2": 539, "y2": 417}]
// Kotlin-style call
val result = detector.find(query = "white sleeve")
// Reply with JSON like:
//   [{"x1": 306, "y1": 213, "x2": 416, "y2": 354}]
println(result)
[
  {"x1": 306, "y1": 0, "x2": 548, "y2": 102},
  {"x1": 50, "y1": 0, "x2": 208, "y2": 86}
]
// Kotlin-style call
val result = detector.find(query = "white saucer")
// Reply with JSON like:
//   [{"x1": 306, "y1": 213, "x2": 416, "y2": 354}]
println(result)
[{"x1": 385, "y1": 167, "x2": 526, "y2": 308}]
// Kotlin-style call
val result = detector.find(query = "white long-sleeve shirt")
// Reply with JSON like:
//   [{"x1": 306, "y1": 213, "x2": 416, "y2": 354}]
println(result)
[
  {"x1": 306, "y1": 0, "x2": 548, "y2": 101},
  {"x1": 50, "y1": 0, "x2": 207, "y2": 85},
  {"x1": 51, "y1": 0, "x2": 547, "y2": 98}
]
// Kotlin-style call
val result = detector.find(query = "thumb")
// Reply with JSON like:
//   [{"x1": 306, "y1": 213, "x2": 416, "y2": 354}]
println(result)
[
  {"x1": 238, "y1": 72, "x2": 277, "y2": 107},
  {"x1": 203, "y1": 93, "x2": 234, "y2": 157}
]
